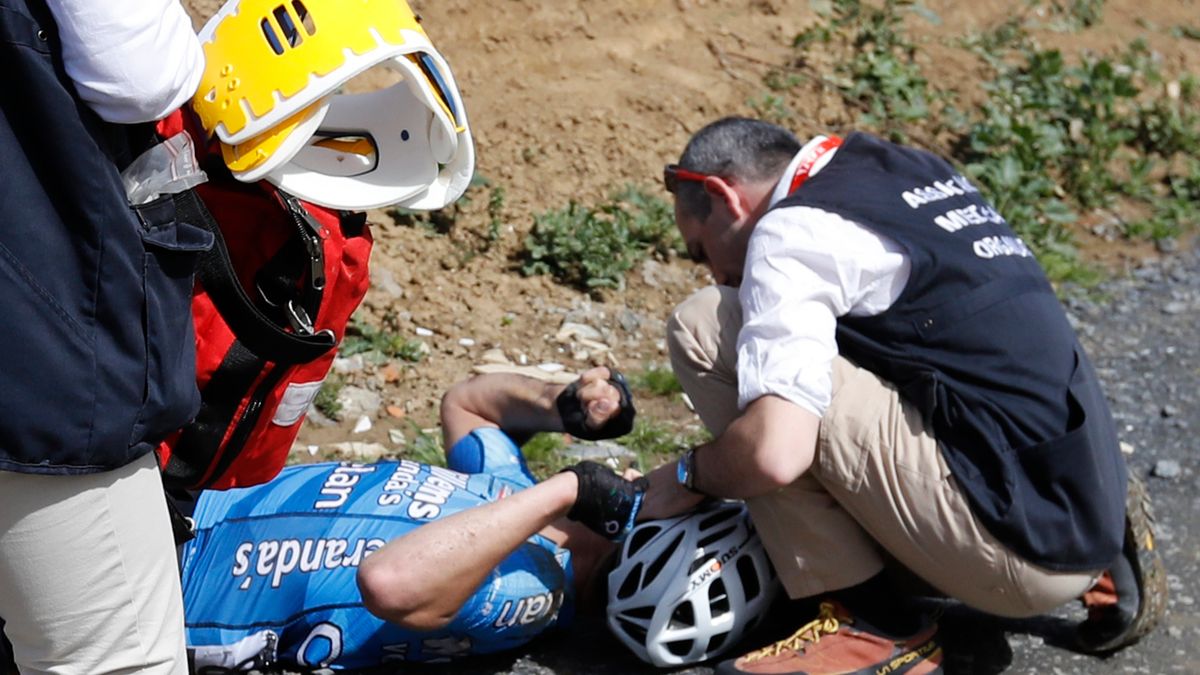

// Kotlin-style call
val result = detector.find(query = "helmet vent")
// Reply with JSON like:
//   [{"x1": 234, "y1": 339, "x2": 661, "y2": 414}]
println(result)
[
  {"x1": 709, "y1": 578, "x2": 731, "y2": 616},
  {"x1": 624, "y1": 606, "x2": 656, "y2": 620},
  {"x1": 643, "y1": 531, "x2": 684, "y2": 587},
  {"x1": 698, "y1": 524, "x2": 736, "y2": 549},
  {"x1": 700, "y1": 506, "x2": 740, "y2": 530},
  {"x1": 667, "y1": 640, "x2": 694, "y2": 658},
  {"x1": 669, "y1": 601, "x2": 695, "y2": 629},
  {"x1": 293, "y1": 1, "x2": 315, "y2": 35},
  {"x1": 708, "y1": 630, "x2": 729, "y2": 654},
  {"x1": 617, "y1": 617, "x2": 648, "y2": 643},
  {"x1": 260, "y1": 3, "x2": 316, "y2": 56},
  {"x1": 627, "y1": 524, "x2": 661, "y2": 557},
  {"x1": 688, "y1": 553, "x2": 716, "y2": 576},
  {"x1": 617, "y1": 562, "x2": 644, "y2": 600},
  {"x1": 737, "y1": 556, "x2": 762, "y2": 600}
]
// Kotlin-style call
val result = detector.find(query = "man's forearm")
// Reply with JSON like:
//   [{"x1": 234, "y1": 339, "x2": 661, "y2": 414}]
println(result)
[
  {"x1": 440, "y1": 374, "x2": 565, "y2": 448},
  {"x1": 693, "y1": 395, "x2": 819, "y2": 497},
  {"x1": 357, "y1": 472, "x2": 578, "y2": 631},
  {"x1": 640, "y1": 395, "x2": 820, "y2": 520}
]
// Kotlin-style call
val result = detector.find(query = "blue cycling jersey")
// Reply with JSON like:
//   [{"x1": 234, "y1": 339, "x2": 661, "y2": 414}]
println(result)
[{"x1": 180, "y1": 428, "x2": 574, "y2": 669}]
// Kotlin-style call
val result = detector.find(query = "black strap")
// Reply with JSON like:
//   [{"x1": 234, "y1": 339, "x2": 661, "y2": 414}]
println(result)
[
  {"x1": 163, "y1": 342, "x2": 264, "y2": 489},
  {"x1": 172, "y1": 188, "x2": 335, "y2": 365},
  {"x1": 164, "y1": 489, "x2": 196, "y2": 546}
]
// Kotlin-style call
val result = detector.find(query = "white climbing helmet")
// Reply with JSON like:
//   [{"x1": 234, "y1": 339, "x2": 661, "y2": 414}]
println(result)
[
  {"x1": 191, "y1": 0, "x2": 473, "y2": 211},
  {"x1": 607, "y1": 501, "x2": 779, "y2": 667}
]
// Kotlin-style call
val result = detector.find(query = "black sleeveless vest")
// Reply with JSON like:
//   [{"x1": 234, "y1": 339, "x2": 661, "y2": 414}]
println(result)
[
  {"x1": 0, "y1": 0, "x2": 210, "y2": 474},
  {"x1": 775, "y1": 132, "x2": 1125, "y2": 570}
]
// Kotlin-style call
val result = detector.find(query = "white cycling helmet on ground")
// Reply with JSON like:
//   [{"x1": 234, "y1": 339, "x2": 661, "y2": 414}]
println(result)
[
  {"x1": 607, "y1": 501, "x2": 780, "y2": 667},
  {"x1": 191, "y1": 0, "x2": 473, "y2": 211}
]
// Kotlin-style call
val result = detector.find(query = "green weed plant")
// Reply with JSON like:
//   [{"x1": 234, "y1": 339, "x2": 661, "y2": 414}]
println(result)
[
  {"x1": 522, "y1": 185, "x2": 683, "y2": 292},
  {"x1": 313, "y1": 374, "x2": 345, "y2": 420},
  {"x1": 341, "y1": 319, "x2": 426, "y2": 363},
  {"x1": 773, "y1": 1, "x2": 1200, "y2": 284},
  {"x1": 633, "y1": 365, "x2": 684, "y2": 397},
  {"x1": 793, "y1": 0, "x2": 942, "y2": 142}
]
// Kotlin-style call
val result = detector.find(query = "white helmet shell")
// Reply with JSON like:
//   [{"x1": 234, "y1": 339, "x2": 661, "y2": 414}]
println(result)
[{"x1": 607, "y1": 501, "x2": 779, "y2": 667}]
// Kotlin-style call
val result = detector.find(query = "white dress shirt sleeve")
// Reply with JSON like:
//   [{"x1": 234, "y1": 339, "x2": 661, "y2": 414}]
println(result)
[
  {"x1": 736, "y1": 205, "x2": 911, "y2": 416},
  {"x1": 46, "y1": 0, "x2": 204, "y2": 123}
]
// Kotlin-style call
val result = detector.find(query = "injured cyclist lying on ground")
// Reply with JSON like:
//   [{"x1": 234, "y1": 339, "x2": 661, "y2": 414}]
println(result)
[{"x1": 177, "y1": 367, "x2": 780, "y2": 671}]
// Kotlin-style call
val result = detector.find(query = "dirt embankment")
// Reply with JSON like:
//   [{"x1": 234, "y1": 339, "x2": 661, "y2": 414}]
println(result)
[{"x1": 181, "y1": 0, "x2": 1200, "y2": 454}]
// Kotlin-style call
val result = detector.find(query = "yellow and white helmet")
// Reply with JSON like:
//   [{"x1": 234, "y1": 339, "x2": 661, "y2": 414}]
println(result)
[{"x1": 192, "y1": 0, "x2": 473, "y2": 211}]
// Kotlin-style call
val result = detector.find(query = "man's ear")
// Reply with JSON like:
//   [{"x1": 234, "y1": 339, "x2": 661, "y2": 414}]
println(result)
[{"x1": 701, "y1": 175, "x2": 748, "y2": 220}]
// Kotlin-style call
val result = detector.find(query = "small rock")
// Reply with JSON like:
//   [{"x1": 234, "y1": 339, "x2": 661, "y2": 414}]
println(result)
[
  {"x1": 1156, "y1": 237, "x2": 1179, "y2": 254},
  {"x1": 538, "y1": 362, "x2": 565, "y2": 373},
  {"x1": 557, "y1": 321, "x2": 603, "y2": 342},
  {"x1": 380, "y1": 363, "x2": 402, "y2": 383},
  {"x1": 1162, "y1": 301, "x2": 1187, "y2": 315},
  {"x1": 572, "y1": 350, "x2": 589, "y2": 361},
  {"x1": 641, "y1": 259, "x2": 664, "y2": 288},
  {"x1": 388, "y1": 429, "x2": 407, "y2": 446},
  {"x1": 337, "y1": 386, "x2": 383, "y2": 418},
  {"x1": 371, "y1": 267, "x2": 405, "y2": 299},
  {"x1": 1162, "y1": 404, "x2": 1179, "y2": 418},
  {"x1": 415, "y1": 327, "x2": 434, "y2": 337},
  {"x1": 1119, "y1": 441, "x2": 1135, "y2": 455},
  {"x1": 578, "y1": 338, "x2": 610, "y2": 353},
  {"x1": 329, "y1": 442, "x2": 387, "y2": 462},
  {"x1": 385, "y1": 405, "x2": 407, "y2": 419},
  {"x1": 562, "y1": 442, "x2": 636, "y2": 463},
  {"x1": 307, "y1": 444, "x2": 320, "y2": 456},
  {"x1": 353, "y1": 415, "x2": 373, "y2": 434},
  {"x1": 480, "y1": 348, "x2": 511, "y2": 365},
  {"x1": 332, "y1": 355, "x2": 365, "y2": 374},
  {"x1": 1152, "y1": 460, "x2": 1182, "y2": 479},
  {"x1": 618, "y1": 309, "x2": 642, "y2": 332},
  {"x1": 458, "y1": 338, "x2": 476, "y2": 347},
  {"x1": 1168, "y1": 626, "x2": 1184, "y2": 639}
]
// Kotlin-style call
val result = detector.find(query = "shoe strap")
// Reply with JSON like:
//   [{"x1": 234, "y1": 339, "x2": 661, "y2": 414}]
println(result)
[{"x1": 744, "y1": 602, "x2": 844, "y2": 662}]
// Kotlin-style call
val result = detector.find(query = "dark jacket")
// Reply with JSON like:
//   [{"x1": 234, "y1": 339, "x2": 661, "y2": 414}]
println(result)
[
  {"x1": 775, "y1": 132, "x2": 1126, "y2": 571},
  {"x1": 0, "y1": 0, "x2": 210, "y2": 474}
]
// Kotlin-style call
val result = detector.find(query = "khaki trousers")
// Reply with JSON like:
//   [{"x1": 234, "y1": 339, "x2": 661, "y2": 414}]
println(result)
[
  {"x1": 668, "y1": 286, "x2": 1098, "y2": 618},
  {"x1": 0, "y1": 453, "x2": 187, "y2": 675}
]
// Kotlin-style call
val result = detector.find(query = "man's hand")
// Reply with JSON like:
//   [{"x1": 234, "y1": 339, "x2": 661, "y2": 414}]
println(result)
[
  {"x1": 637, "y1": 460, "x2": 706, "y2": 521},
  {"x1": 557, "y1": 367, "x2": 636, "y2": 440},
  {"x1": 576, "y1": 367, "x2": 622, "y2": 430},
  {"x1": 561, "y1": 460, "x2": 647, "y2": 540}
]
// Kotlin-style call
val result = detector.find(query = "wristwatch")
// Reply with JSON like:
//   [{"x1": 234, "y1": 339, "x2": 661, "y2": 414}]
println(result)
[{"x1": 676, "y1": 448, "x2": 702, "y2": 494}]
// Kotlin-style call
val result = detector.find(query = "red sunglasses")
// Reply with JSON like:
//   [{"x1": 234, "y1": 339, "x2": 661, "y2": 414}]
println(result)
[{"x1": 663, "y1": 164, "x2": 715, "y2": 194}]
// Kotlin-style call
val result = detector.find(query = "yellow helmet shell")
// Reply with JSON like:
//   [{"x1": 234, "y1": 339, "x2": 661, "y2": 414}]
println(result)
[{"x1": 192, "y1": 0, "x2": 473, "y2": 210}]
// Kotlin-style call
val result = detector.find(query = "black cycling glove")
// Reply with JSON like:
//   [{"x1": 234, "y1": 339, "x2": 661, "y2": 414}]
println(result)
[
  {"x1": 556, "y1": 369, "x2": 636, "y2": 441},
  {"x1": 560, "y1": 461, "x2": 647, "y2": 541}
]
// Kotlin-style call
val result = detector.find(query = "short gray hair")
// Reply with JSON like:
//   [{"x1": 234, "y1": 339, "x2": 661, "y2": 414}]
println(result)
[{"x1": 674, "y1": 117, "x2": 800, "y2": 220}]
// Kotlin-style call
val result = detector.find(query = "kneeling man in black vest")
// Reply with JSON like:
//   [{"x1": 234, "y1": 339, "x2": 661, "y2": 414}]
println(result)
[{"x1": 635, "y1": 117, "x2": 1164, "y2": 675}]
